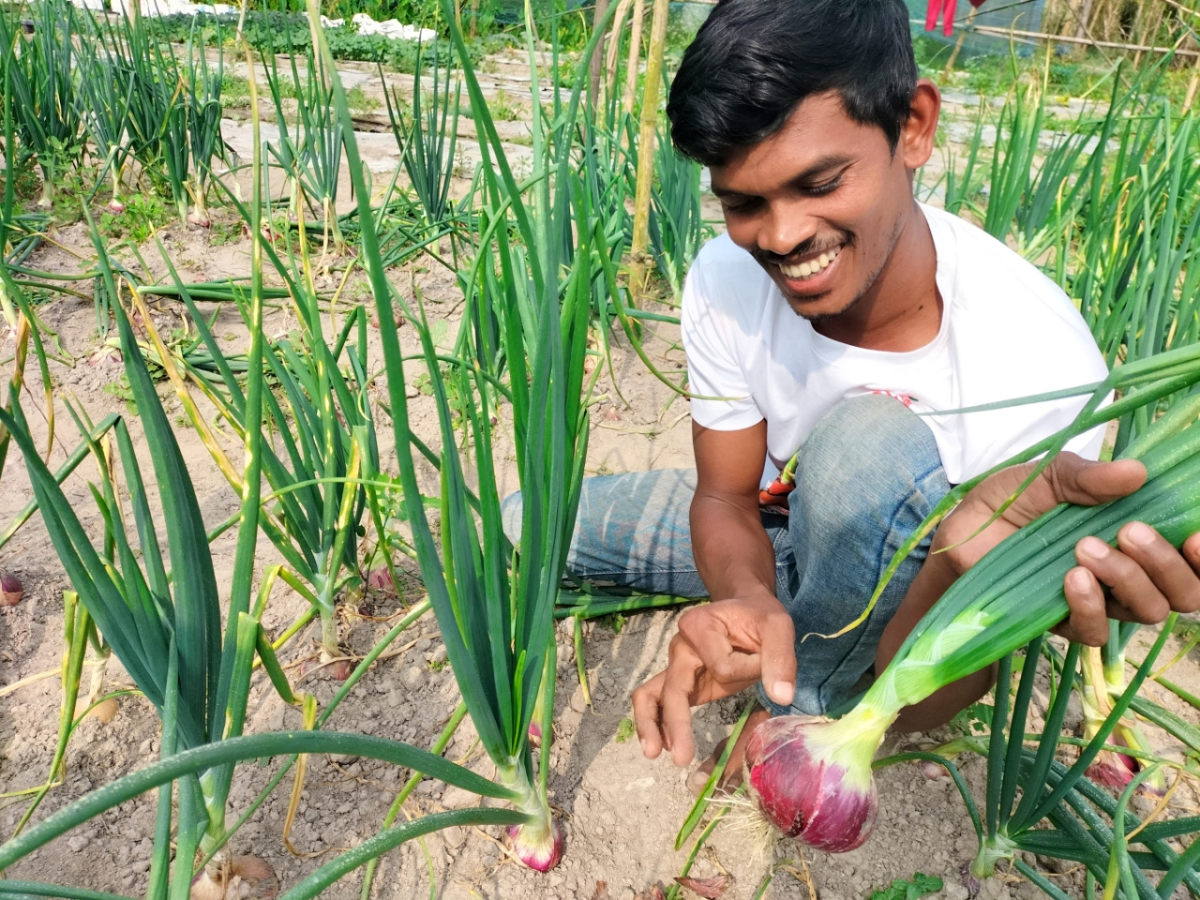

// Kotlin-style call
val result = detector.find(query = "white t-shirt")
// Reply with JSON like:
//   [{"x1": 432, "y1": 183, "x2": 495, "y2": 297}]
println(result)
[{"x1": 681, "y1": 203, "x2": 1109, "y2": 487}]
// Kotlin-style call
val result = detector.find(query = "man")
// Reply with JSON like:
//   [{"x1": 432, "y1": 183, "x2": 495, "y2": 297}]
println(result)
[{"x1": 506, "y1": 0, "x2": 1200, "y2": 789}]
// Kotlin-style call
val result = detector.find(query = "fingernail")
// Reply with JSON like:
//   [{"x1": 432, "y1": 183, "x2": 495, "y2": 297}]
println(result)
[
  {"x1": 1127, "y1": 522, "x2": 1155, "y2": 547},
  {"x1": 772, "y1": 682, "x2": 793, "y2": 704},
  {"x1": 640, "y1": 738, "x2": 649, "y2": 756},
  {"x1": 1080, "y1": 537, "x2": 1110, "y2": 559},
  {"x1": 1068, "y1": 569, "x2": 1093, "y2": 593}
]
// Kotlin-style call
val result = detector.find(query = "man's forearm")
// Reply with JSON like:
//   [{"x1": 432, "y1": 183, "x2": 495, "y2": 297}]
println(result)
[{"x1": 690, "y1": 492, "x2": 778, "y2": 602}]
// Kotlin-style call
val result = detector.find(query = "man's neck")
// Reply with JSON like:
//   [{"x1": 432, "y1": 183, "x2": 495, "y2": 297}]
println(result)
[{"x1": 811, "y1": 203, "x2": 942, "y2": 353}]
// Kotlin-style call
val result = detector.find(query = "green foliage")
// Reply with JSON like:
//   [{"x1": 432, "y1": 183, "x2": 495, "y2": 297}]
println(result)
[
  {"x1": 948, "y1": 700, "x2": 993, "y2": 737},
  {"x1": 867, "y1": 874, "x2": 943, "y2": 900},
  {"x1": 99, "y1": 194, "x2": 168, "y2": 243},
  {"x1": 614, "y1": 717, "x2": 635, "y2": 743},
  {"x1": 148, "y1": 12, "x2": 470, "y2": 72}
]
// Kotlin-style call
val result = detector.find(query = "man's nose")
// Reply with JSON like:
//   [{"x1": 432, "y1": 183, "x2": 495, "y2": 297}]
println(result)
[{"x1": 756, "y1": 201, "x2": 817, "y2": 259}]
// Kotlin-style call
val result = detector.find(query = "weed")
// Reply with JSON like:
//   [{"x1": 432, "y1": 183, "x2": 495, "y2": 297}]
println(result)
[
  {"x1": 867, "y1": 874, "x2": 943, "y2": 900},
  {"x1": 208, "y1": 219, "x2": 243, "y2": 247},
  {"x1": 614, "y1": 717, "x2": 635, "y2": 743},
  {"x1": 346, "y1": 84, "x2": 380, "y2": 113},
  {"x1": 99, "y1": 194, "x2": 168, "y2": 244},
  {"x1": 488, "y1": 89, "x2": 523, "y2": 122}
]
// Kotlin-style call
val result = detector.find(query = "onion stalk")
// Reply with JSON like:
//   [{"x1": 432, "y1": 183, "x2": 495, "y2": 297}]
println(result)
[
  {"x1": 306, "y1": 0, "x2": 616, "y2": 868},
  {"x1": 747, "y1": 400, "x2": 1200, "y2": 854}
]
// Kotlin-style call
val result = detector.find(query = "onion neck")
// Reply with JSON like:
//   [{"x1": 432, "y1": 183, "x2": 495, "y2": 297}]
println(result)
[
  {"x1": 863, "y1": 609, "x2": 994, "y2": 714},
  {"x1": 972, "y1": 832, "x2": 1018, "y2": 878},
  {"x1": 497, "y1": 759, "x2": 550, "y2": 825}
]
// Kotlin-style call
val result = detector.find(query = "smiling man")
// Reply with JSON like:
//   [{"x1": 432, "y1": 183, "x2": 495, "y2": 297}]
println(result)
[{"x1": 503, "y1": 0, "x2": 1200, "y2": 791}]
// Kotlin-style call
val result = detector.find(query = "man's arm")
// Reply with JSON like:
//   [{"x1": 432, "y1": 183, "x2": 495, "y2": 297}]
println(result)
[
  {"x1": 635, "y1": 451, "x2": 1200, "y2": 764},
  {"x1": 632, "y1": 420, "x2": 797, "y2": 765},
  {"x1": 690, "y1": 420, "x2": 775, "y2": 602}
]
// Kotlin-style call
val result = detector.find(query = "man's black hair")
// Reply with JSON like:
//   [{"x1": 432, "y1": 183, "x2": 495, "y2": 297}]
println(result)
[{"x1": 667, "y1": 0, "x2": 918, "y2": 167}]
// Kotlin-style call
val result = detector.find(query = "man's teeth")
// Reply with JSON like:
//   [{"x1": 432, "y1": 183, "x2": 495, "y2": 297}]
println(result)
[{"x1": 780, "y1": 246, "x2": 841, "y2": 280}]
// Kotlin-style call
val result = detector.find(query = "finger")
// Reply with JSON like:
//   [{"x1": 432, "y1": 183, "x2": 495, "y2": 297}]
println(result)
[
  {"x1": 969, "y1": 456, "x2": 1147, "y2": 531},
  {"x1": 660, "y1": 644, "x2": 702, "y2": 766},
  {"x1": 1076, "y1": 536, "x2": 1171, "y2": 625},
  {"x1": 1057, "y1": 565, "x2": 1110, "y2": 646},
  {"x1": 677, "y1": 609, "x2": 749, "y2": 684},
  {"x1": 758, "y1": 610, "x2": 797, "y2": 706},
  {"x1": 1117, "y1": 522, "x2": 1200, "y2": 614},
  {"x1": 1184, "y1": 532, "x2": 1200, "y2": 575},
  {"x1": 632, "y1": 673, "x2": 667, "y2": 759}
]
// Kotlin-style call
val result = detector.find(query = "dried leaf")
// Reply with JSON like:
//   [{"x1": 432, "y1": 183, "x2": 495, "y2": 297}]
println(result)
[{"x1": 675, "y1": 875, "x2": 732, "y2": 899}]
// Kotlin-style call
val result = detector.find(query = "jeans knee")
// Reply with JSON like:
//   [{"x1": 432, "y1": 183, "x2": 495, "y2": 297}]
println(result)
[
  {"x1": 501, "y1": 491, "x2": 523, "y2": 544},
  {"x1": 789, "y1": 395, "x2": 946, "y2": 546},
  {"x1": 796, "y1": 395, "x2": 939, "y2": 499}
]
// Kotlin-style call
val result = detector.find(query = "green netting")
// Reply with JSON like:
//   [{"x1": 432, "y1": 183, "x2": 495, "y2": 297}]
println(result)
[{"x1": 907, "y1": 0, "x2": 1049, "y2": 56}]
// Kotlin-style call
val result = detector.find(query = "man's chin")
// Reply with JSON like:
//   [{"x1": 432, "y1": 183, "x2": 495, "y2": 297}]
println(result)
[{"x1": 782, "y1": 290, "x2": 858, "y2": 323}]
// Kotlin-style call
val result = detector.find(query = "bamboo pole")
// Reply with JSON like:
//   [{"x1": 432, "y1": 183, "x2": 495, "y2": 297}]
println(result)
[
  {"x1": 1185, "y1": 55, "x2": 1200, "y2": 112},
  {"x1": 968, "y1": 24, "x2": 1200, "y2": 56},
  {"x1": 943, "y1": 5, "x2": 981, "y2": 75},
  {"x1": 605, "y1": 0, "x2": 636, "y2": 105},
  {"x1": 627, "y1": 0, "x2": 670, "y2": 306},
  {"x1": 623, "y1": 0, "x2": 646, "y2": 117},
  {"x1": 1075, "y1": 0, "x2": 1095, "y2": 39},
  {"x1": 590, "y1": 0, "x2": 610, "y2": 112}
]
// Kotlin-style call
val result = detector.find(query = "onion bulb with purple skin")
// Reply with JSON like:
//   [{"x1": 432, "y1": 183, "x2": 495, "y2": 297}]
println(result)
[
  {"x1": 0, "y1": 571, "x2": 22, "y2": 607},
  {"x1": 746, "y1": 714, "x2": 879, "y2": 852},
  {"x1": 507, "y1": 819, "x2": 563, "y2": 872},
  {"x1": 745, "y1": 611, "x2": 993, "y2": 853},
  {"x1": 497, "y1": 762, "x2": 562, "y2": 872}
]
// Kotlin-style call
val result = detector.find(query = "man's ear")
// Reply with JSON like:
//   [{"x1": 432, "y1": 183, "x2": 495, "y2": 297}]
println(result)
[{"x1": 900, "y1": 80, "x2": 941, "y2": 170}]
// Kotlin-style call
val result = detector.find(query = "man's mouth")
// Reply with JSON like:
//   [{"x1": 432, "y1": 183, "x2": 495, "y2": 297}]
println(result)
[{"x1": 777, "y1": 244, "x2": 843, "y2": 281}]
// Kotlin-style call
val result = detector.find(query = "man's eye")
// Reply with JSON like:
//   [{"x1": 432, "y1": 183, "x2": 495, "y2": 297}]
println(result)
[
  {"x1": 807, "y1": 176, "x2": 841, "y2": 197},
  {"x1": 721, "y1": 197, "x2": 759, "y2": 215}
]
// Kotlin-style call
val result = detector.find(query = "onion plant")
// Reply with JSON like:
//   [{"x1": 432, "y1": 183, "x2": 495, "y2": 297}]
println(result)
[
  {"x1": 0, "y1": 50, "x2": 530, "y2": 898},
  {"x1": 307, "y1": 0, "x2": 616, "y2": 868},
  {"x1": 263, "y1": 44, "x2": 346, "y2": 254},
  {"x1": 75, "y1": 11, "x2": 136, "y2": 214},
  {"x1": 144, "y1": 257, "x2": 379, "y2": 677},
  {"x1": 648, "y1": 115, "x2": 708, "y2": 303},
  {"x1": 183, "y1": 28, "x2": 226, "y2": 228},
  {"x1": 0, "y1": 0, "x2": 83, "y2": 209},
  {"x1": 746, "y1": 345, "x2": 1200, "y2": 871},
  {"x1": 0, "y1": 250, "x2": 281, "y2": 893},
  {"x1": 385, "y1": 44, "x2": 460, "y2": 233}
]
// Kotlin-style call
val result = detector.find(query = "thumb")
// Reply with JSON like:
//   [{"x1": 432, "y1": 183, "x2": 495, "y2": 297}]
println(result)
[{"x1": 758, "y1": 611, "x2": 797, "y2": 707}]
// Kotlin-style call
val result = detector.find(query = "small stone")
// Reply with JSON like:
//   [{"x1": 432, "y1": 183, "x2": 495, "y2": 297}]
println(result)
[
  {"x1": 430, "y1": 645, "x2": 447, "y2": 664},
  {"x1": 415, "y1": 638, "x2": 431, "y2": 652},
  {"x1": 401, "y1": 666, "x2": 424, "y2": 691},
  {"x1": 387, "y1": 690, "x2": 402, "y2": 708},
  {"x1": 569, "y1": 686, "x2": 587, "y2": 713},
  {"x1": 443, "y1": 825, "x2": 467, "y2": 848},
  {"x1": 67, "y1": 835, "x2": 89, "y2": 852},
  {"x1": 944, "y1": 885, "x2": 970, "y2": 900}
]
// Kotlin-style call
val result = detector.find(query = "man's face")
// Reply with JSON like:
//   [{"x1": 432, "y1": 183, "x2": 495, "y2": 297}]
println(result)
[{"x1": 709, "y1": 90, "x2": 930, "y2": 323}]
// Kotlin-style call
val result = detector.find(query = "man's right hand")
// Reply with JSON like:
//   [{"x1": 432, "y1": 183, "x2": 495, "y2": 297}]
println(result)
[{"x1": 631, "y1": 590, "x2": 797, "y2": 765}]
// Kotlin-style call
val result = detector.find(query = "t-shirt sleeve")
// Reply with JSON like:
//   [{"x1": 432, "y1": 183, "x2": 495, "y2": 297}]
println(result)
[{"x1": 680, "y1": 263, "x2": 764, "y2": 431}]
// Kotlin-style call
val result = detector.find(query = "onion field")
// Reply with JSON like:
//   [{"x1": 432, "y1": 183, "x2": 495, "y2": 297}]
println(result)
[{"x1": 2, "y1": 2, "x2": 1200, "y2": 899}]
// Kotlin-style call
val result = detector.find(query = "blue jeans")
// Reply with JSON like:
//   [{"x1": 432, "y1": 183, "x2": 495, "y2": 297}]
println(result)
[{"x1": 501, "y1": 395, "x2": 951, "y2": 716}]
